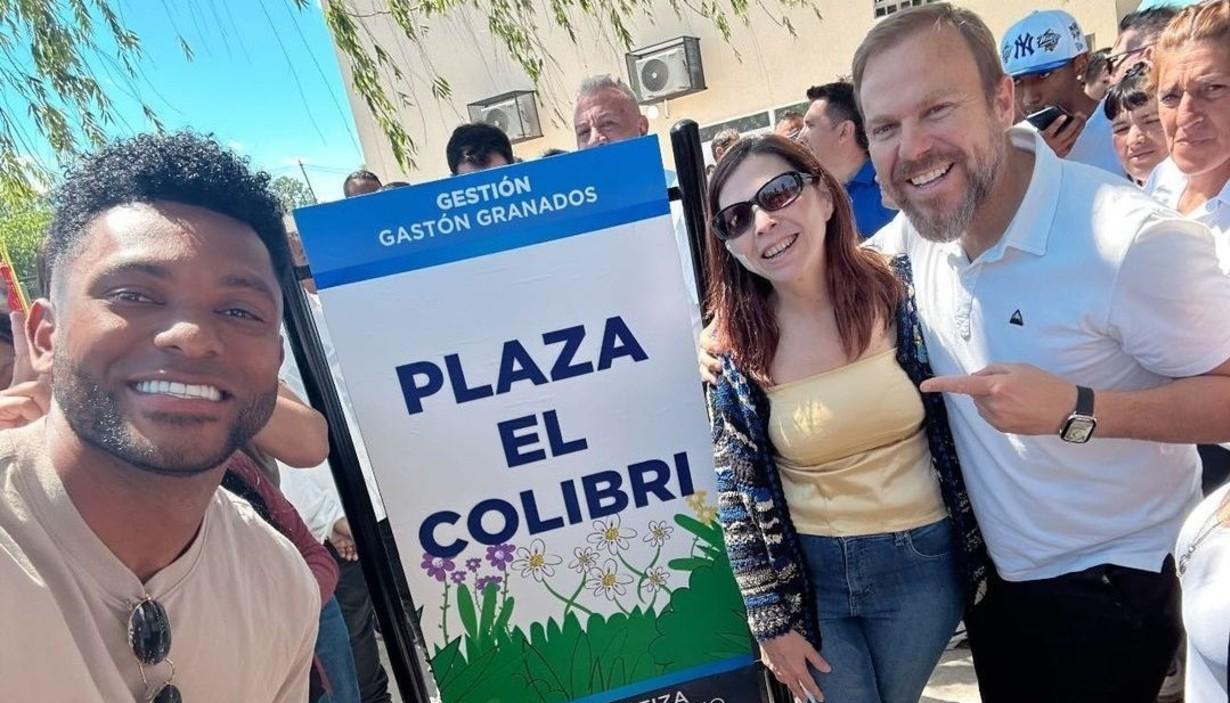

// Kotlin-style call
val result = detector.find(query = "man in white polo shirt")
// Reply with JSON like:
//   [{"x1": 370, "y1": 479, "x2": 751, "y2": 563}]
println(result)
[
  {"x1": 855, "y1": 5, "x2": 1230, "y2": 701},
  {"x1": 1001, "y1": 10, "x2": 1124, "y2": 176}
]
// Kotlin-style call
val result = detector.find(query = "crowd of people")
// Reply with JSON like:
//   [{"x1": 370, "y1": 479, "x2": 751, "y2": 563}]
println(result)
[{"x1": 0, "y1": 1, "x2": 1226, "y2": 703}]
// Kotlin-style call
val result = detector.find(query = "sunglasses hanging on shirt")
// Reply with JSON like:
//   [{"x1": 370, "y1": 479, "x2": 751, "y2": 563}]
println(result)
[{"x1": 129, "y1": 595, "x2": 182, "y2": 703}]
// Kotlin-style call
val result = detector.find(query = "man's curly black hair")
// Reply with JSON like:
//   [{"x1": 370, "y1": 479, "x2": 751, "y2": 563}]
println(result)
[{"x1": 45, "y1": 131, "x2": 291, "y2": 290}]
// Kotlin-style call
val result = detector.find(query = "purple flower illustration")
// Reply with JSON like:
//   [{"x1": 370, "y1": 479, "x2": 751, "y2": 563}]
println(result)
[
  {"x1": 475, "y1": 575, "x2": 503, "y2": 591},
  {"x1": 450, "y1": 571, "x2": 467, "y2": 585},
  {"x1": 420, "y1": 553, "x2": 456, "y2": 582},
  {"x1": 485, "y1": 543, "x2": 515, "y2": 571},
  {"x1": 465, "y1": 557, "x2": 482, "y2": 573}
]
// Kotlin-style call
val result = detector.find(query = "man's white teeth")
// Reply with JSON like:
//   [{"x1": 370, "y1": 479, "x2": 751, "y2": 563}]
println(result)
[
  {"x1": 764, "y1": 234, "x2": 798, "y2": 259},
  {"x1": 133, "y1": 380, "x2": 222, "y2": 401},
  {"x1": 909, "y1": 164, "x2": 952, "y2": 187}
]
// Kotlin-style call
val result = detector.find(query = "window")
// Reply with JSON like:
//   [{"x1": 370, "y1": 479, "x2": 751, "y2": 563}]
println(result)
[
  {"x1": 698, "y1": 111, "x2": 772, "y2": 144},
  {"x1": 774, "y1": 102, "x2": 810, "y2": 122},
  {"x1": 873, "y1": 0, "x2": 937, "y2": 19}
]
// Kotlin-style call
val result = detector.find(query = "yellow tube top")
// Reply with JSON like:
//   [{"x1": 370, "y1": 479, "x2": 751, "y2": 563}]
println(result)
[{"x1": 767, "y1": 347, "x2": 947, "y2": 537}]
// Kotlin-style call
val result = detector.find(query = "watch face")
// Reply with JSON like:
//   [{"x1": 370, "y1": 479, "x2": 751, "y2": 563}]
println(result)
[{"x1": 1063, "y1": 416, "x2": 1096, "y2": 443}]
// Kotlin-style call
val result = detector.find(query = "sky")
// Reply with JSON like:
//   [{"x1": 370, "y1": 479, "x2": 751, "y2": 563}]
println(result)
[{"x1": 15, "y1": 0, "x2": 366, "y2": 202}]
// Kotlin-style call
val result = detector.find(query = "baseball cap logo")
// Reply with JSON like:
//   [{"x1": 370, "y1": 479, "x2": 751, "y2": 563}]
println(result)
[
  {"x1": 1013, "y1": 33, "x2": 1036, "y2": 59},
  {"x1": 1038, "y1": 29, "x2": 1061, "y2": 53}
]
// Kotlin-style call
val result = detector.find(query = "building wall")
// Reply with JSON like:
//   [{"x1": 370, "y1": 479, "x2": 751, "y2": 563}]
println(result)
[{"x1": 327, "y1": 0, "x2": 1132, "y2": 184}]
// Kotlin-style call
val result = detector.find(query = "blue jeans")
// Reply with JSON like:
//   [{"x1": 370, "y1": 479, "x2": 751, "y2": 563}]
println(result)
[
  {"x1": 316, "y1": 597, "x2": 361, "y2": 703},
  {"x1": 799, "y1": 518, "x2": 962, "y2": 703}
]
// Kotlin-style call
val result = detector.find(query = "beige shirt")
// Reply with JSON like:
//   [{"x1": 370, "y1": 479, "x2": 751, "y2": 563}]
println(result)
[
  {"x1": 0, "y1": 423, "x2": 319, "y2": 702},
  {"x1": 768, "y1": 347, "x2": 947, "y2": 537}
]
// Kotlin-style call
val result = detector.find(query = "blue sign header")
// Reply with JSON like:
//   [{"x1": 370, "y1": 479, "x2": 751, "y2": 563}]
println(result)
[{"x1": 294, "y1": 136, "x2": 670, "y2": 289}]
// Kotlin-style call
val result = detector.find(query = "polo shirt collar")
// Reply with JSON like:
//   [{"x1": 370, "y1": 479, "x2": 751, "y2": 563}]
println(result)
[
  {"x1": 851, "y1": 158, "x2": 877, "y2": 186},
  {"x1": 1148, "y1": 157, "x2": 1230, "y2": 219},
  {"x1": 963, "y1": 127, "x2": 1060, "y2": 265}
]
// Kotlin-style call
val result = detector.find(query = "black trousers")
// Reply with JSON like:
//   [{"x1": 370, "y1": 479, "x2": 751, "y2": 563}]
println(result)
[
  {"x1": 1198, "y1": 444, "x2": 1230, "y2": 496},
  {"x1": 966, "y1": 555, "x2": 1182, "y2": 703},
  {"x1": 329, "y1": 542, "x2": 392, "y2": 703}
]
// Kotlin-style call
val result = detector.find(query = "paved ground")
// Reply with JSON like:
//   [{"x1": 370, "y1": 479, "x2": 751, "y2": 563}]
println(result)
[
  {"x1": 379, "y1": 638, "x2": 982, "y2": 703},
  {"x1": 922, "y1": 649, "x2": 981, "y2": 703}
]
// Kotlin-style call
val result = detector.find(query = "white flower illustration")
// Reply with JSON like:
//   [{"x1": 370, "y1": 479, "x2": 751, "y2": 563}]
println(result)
[
  {"x1": 586, "y1": 516, "x2": 637, "y2": 555},
  {"x1": 643, "y1": 566, "x2": 670, "y2": 594},
  {"x1": 510, "y1": 538, "x2": 562, "y2": 582},
  {"x1": 569, "y1": 546, "x2": 599, "y2": 574},
  {"x1": 643, "y1": 520, "x2": 674, "y2": 547},
  {"x1": 587, "y1": 559, "x2": 634, "y2": 601}
]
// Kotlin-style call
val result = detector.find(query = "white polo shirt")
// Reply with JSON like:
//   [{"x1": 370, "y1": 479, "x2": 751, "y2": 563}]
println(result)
[
  {"x1": 1145, "y1": 157, "x2": 1230, "y2": 271},
  {"x1": 872, "y1": 128, "x2": 1230, "y2": 582}
]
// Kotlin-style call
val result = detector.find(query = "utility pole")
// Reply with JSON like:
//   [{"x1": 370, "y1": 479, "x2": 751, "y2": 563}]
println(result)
[{"x1": 297, "y1": 159, "x2": 319, "y2": 204}]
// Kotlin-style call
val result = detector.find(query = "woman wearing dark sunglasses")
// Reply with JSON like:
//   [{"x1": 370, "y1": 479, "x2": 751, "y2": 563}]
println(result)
[{"x1": 704, "y1": 135, "x2": 988, "y2": 703}]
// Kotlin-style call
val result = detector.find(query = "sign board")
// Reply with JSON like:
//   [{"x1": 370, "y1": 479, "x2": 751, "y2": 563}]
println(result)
[{"x1": 295, "y1": 137, "x2": 758, "y2": 703}]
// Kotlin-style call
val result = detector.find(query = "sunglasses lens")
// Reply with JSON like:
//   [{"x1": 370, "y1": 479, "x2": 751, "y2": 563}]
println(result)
[
  {"x1": 715, "y1": 204, "x2": 754, "y2": 241},
  {"x1": 129, "y1": 598, "x2": 172, "y2": 665},
  {"x1": 152, "y1": 683, "x2": 183, "y2": 703},
  {"x1": 760, "y1": 174, "x2": 802, "y2": 211}
]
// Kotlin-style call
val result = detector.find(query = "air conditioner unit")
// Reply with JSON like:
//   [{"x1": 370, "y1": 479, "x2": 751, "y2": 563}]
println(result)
[
  {"x1": 635, "y1": 48, "x2": 692, "y2": 101},
  {"x1": 480, "y1": 99, "x2": 520, "y2": 135},
  {"x1": 466, "y1": 90, "x2": 543, "y2": 143},
  {"x1": 626, "y1": 36, "x2": 705, "y2": 104}
]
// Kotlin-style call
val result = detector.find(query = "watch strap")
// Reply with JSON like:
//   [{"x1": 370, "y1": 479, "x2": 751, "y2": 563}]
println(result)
[{"x1": 1074, "y1": 385, "x2": 1094, "y2": 416}]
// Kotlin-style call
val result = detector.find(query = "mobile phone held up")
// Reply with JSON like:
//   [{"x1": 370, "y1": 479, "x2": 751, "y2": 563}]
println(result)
[{"x1": 1026, "y1": 105, "x2": 1071, "y2": 131}]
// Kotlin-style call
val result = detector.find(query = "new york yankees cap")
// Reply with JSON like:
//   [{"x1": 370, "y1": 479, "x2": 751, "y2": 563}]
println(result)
[{"x1": 1000, "y1": 10, "x2": 1089, "y2": 78}]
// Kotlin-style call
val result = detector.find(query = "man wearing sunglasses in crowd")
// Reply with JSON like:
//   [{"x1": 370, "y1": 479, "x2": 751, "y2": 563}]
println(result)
[
  {"x1": 0, "y1": 132, "x2": 319, "y2": 701},
  {"x1": 1109, "y1": 6, "x2": 1179, "y2": 83},
  {"x1": 1001, "y1": 10, "x2": 1124, "y2": 175}
]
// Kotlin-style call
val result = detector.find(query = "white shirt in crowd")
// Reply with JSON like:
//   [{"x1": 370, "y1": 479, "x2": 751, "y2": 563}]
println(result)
[
  {"x1": 1018, "y1": 100, "x2": 1123, "y2": 176},
  {"x1": 0, "y1": 424, "x2": 319, "y2": 701},
  {"x1": 1175, "y1": 482, "x2": 1230, "y2": 703},
  {"x1": 280, "y1": 460, "x2": 346, "y2": 543},
  {"x1": 666, "y1": 168, "x2": 705, "y2": 339},
  {"x1": 1146, "y1": 157, "x2": 1230, "y2": 272},
  {"x1": 280, "y1": 291, "x2": 388, "y2": 525},
  {"x1": 869, "y1": 128, "x2": 1230, "y2": 582}
]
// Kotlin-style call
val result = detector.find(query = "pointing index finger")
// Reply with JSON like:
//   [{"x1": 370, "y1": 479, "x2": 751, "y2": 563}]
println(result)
[{"x1": 919, "y1": 374, "x2": 994, "y2": 396}]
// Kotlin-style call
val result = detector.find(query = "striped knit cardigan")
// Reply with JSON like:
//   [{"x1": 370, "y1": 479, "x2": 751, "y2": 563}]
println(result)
[{"x1": 707, "y1": 254, "x2": 990, "y2": 649}]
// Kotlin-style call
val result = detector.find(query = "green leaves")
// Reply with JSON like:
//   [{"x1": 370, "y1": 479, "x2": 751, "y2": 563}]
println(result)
[
  {"x1": 456, "y1": 584, "x2": 478, "y2": 639},
  {"x1": 269, "y1": 175, "x2": 316, "y2": 212},
  {"x1": 651, "y1": 558, "x2": 751, "y2": 670},
  {"x1": 0, "y1": 196, "x2": 51, "y2": 295},
  {"x1": 428, "y1": 513, "x2": 753, "y2": 702},
  {"x1": 3, "y1": 0, "x2": 818, "y2": 187},
  {"x1": 676, "y1": 513, "x2": 724, "y2": 549},
  {"x1": 1, "y1": 0, "x2": 153, "y2": 202},
  {"x1": 454, "y1": 581, "x2": 516, "y2": 661}
]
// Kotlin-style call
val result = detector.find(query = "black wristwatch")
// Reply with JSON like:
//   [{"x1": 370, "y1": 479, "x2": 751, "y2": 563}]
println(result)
[{"x1": 1059, "y1": 385, "x2": 1096, "y2": 444}]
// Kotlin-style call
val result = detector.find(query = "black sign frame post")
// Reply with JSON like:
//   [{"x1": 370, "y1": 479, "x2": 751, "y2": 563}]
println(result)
[
  {"x1": 669, "y1": 119, "x2": 710, "y2": 302},
  {"x1": 280, "y1": 270, "x2": 434, "y2": 703},
  {"x1": 669, "y1": 121, "x2": 783, "y2": 703}
]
